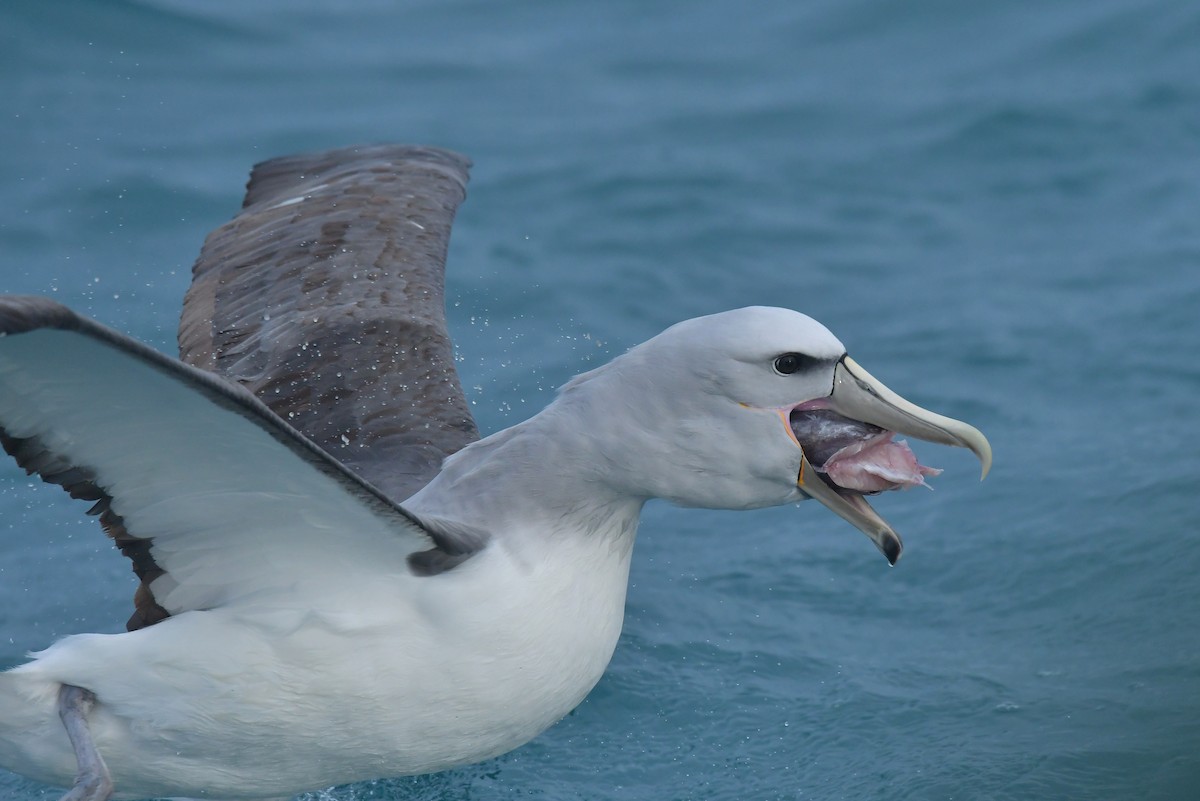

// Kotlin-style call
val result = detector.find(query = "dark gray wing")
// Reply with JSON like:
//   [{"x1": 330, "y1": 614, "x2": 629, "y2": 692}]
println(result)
[{"x1": 179, "y1": 144, "x2": 479, "y2": 502}]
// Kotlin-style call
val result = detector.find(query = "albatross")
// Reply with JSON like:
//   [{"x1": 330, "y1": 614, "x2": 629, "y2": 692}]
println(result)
[{"x1": 0, "y1": 144, "x2": 991, "y2": 801}]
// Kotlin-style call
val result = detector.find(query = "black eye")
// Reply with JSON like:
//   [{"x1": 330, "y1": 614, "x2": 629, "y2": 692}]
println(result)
[{"x1": 773, "y1": 352, "x2": 818, "y2": 375}]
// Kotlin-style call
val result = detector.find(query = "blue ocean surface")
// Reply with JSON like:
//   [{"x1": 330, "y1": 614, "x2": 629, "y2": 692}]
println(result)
[{"x1": 1, "y1": 0, "x2": 1198, "y2": 799}]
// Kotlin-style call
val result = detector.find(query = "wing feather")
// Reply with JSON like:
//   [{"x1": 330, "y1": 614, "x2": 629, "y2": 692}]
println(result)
[
  {"x1": 179, "y1": 144, "x2": 480, "y2": 502},
  {"x1": 0, "y1": 296, "x2": 482, "y2": 629}
]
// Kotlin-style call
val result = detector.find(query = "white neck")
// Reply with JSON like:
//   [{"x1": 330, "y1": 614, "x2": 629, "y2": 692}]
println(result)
[
  {"x1": 368, "y1": 396, "x2": 653, "y2": 770},
  {"x1": 405, "y1": 388, "x2": 649, "y2": 564}
]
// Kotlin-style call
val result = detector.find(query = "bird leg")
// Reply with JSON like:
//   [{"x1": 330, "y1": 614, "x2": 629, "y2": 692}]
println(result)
[{"x1": 56, "y1": 684, "x2": 114, "y2": 801}]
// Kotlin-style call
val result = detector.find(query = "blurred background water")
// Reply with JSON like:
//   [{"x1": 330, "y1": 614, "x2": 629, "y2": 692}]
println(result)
[{"x1": 1, "y1": 0, "x2": 1198, "y2": 799}]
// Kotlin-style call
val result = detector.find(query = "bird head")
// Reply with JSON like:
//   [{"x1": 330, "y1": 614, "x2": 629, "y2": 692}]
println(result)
[{"x1": 563, "y1": 307, "x2": 991, "y2": 563}]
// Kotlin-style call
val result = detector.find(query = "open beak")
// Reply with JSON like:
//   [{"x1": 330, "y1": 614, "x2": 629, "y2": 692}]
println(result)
[{"x1": 796, "y1": 355, "x2": 992, "y2": 565}]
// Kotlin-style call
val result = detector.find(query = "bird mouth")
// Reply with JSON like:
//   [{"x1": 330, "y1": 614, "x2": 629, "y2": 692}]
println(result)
[{"x1": 785, "y1": 356, "x2": 992, "y2": 565}]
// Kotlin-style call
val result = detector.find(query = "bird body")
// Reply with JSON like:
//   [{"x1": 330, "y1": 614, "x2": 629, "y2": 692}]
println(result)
[
  {"x1": 0, "y1": 146, "x2": 991, "y2": 801},
  {"x1": 1, "y1": 540, "x2": 631, "y2": 799},
  {"x1": 0, "y1": 383, "x2": 641, "y2": 800}
]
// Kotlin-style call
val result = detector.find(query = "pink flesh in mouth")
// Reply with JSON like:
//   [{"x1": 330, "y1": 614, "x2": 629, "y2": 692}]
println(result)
[{"x1": 817, "y1": 433, "x2": 942, "y2": 493}]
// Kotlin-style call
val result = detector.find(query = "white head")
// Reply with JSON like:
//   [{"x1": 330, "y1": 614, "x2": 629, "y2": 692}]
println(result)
[
  {"x1": 554, "y1": 305, "x2": 991, "y2": 562},
  {"x1": 558, "y1": 306, "x2": 845, "y2": 510}
]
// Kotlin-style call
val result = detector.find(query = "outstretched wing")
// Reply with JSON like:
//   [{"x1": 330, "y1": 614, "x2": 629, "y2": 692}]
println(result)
[
  {"x1": 0, "y1": 297, "x2": 484, "y2": 631},
  {"x1": 179, "y1": 144, "x2": 479, "y2": 503}
]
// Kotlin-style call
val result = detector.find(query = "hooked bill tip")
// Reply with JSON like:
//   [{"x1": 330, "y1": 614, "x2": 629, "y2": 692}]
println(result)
[
  {"x1": 975, "y1": 438, "x2": 993, "y2": 481},
  {"x1": 881, "y1": 533, "x2": 902, "y2": 566}
]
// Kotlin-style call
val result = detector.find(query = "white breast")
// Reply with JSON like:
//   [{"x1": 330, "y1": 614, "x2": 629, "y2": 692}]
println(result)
[{"x1": 0, "y1": 521, "x2": 635, "y2": 800}]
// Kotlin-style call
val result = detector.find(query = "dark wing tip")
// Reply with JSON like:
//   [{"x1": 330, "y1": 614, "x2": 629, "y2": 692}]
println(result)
[
  {"x1": 0, "y1": 295, "x2": 80, "y2": 336},
  {"x1": 242, "y1": 144, "x2": 471, "y2": 210}
]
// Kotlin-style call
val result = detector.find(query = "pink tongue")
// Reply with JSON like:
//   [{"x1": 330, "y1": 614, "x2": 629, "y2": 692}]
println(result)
[{"x1": 817, "y1": 434, "x2": 942, "y2": 493}]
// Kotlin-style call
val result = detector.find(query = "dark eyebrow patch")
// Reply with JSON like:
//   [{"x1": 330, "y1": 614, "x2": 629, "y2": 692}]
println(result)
[{"x1": 774, "y1": 352, "x2": 834, "y2": 375}]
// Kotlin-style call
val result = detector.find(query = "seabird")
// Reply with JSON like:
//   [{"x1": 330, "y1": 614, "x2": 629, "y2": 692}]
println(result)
[{"x1": 0, "y1": 145, "x2": 991, "y2": 801}]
